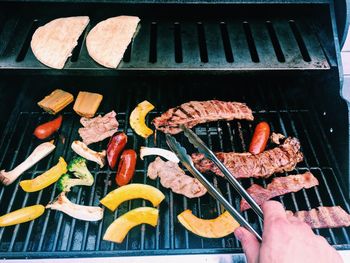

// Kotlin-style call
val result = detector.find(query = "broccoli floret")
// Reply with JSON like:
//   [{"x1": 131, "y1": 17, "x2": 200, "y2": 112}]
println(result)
[{"x1": 57, "y1": 157, "x2": 94, "y2": 192}]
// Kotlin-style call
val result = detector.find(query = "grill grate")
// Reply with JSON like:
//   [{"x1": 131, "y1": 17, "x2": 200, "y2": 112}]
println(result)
[
  {"x1": 0, "y1": 15, "x2": 329, "y2": 72},
  {"x1": 0, "y1": 80, "x2": 349, "y2": 258}
]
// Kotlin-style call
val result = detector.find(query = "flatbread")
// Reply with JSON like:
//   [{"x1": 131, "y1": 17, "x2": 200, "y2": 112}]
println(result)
[
  {"x1": 31, "y1": 16, "x2": 89, "y2": 69},
  {"x1": 86, "y1": 16, "x2": 140, "y2": 68}
]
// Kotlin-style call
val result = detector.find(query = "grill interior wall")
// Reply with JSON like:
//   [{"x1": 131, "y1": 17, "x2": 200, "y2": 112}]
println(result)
[{"x1": 0, "y1": 73, "x2": 349, "y2": 258}]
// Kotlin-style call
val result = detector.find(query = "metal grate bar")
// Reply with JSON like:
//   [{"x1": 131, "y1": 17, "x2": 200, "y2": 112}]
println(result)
[
  {"x1": 0, "y1": 12, "x2": 330, "y2": 72},
  {"x1": 0, "y1": 82, "x2": 350, "y2": 258}
]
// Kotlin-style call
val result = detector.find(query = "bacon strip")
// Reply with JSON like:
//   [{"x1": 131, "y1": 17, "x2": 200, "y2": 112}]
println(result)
[
  {"x1": 152, "y1": 100, "x2": 254, "y2": 134},
  {"x1": 240, "y1": 172, "x2": 318, "y2": 211},
  {"x1": 286, "y1": 206, "x2": 350, "y2": 229},
  {"x1": 192, "y1": 137, "x2": 303, "y2": 179}
]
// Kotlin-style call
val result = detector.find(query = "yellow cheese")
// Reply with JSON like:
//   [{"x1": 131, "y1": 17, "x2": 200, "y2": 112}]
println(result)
[{"x1": 73, "y1": 91, "x2": 103, "y2": 118}]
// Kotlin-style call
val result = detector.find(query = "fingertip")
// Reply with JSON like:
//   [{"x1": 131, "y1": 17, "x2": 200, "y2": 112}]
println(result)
[{"x1": 262, "y1": 200, "x2": 287, "y2": 221}]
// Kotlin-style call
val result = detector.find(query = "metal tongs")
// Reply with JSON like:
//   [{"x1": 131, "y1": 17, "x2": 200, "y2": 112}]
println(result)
[{"x1": 166, "y1": 125, "x2": 263, "y2": 241}]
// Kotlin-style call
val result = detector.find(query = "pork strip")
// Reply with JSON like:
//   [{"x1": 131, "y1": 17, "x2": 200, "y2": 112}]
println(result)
[
  {"x1": 240, "y1": 172, "x2": 318, "y2": 211},
  {"x1": 78, "y1": 111, "x2": 119, "y2": 145},
  {"x1": 192, "y1": 137, "x2": 303, "y2": 179},
  {"x1": 152, "y1": 100, "x2": 254, "y2": 134},
  {"x1": 147, "y1": 157, "x2": 207, "y2": 198},
  {"x1": 286, "y1": 206, "x2": 350, "y2": 228}
]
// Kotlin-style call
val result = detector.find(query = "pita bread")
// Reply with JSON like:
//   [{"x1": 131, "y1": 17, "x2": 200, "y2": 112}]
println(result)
[
  {"x1": 86, "y1": 16, "x2": 140, "y2": 68},
  {"x1": 31, "y1": 16, "x2": 89, "y2": 69}
]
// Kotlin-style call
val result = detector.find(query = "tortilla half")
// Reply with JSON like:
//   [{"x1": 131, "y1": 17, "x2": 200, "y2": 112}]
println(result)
[
  {"x1": 31, "y1": 16, "x2": 89, "y2": 69},
  {"x1": 86, "y1": 16, "x2": 140, "y2": 69}
]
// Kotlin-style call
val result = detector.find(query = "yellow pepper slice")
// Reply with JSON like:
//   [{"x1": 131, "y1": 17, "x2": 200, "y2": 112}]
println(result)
[
  {"x1": 100, "y1": 184, "x2": 165, "y2": 212},
  {"x1": 177, "y1": 210, "x2": 240, "y2": 238},
  {"x1": 129, "y1": 100, "x2": 155, "y2": 138},
  {"x1": 103, "y1": 207, "x2": 159, "y2": 243},
  {"x1": 19, "y1": 157, "x2": 67, "y2": 192},
  {"x1": 0, "y1": 205, "x2": 45, "y2": 227}
]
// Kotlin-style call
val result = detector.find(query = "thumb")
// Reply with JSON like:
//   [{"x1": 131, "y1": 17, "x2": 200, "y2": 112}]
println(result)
[{"x1": 234, "y1": 227, "x2": 260, "y2": 263}]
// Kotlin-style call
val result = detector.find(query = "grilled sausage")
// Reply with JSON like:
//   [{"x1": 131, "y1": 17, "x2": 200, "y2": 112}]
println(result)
[
  {"x1": 107, "y1": 132, "x2": 128, "y2": 169},
  {"x1": 34, "y1": 115, "x2": 63, "y2": 139},
  {"x1": 249, "y1": 122, "x2": 270, "y2": 155},
  {"x1": 116, "y1": 149, "x2": 137, "y2": 186}
]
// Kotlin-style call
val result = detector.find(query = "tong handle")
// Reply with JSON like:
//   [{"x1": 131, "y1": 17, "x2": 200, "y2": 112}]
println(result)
[
  {"x1": 210, "y1": 155, "x2": 264, "y2": 219},
  {"x1": 166, "y1": 134, "x2": 262, "y2": 242},
  {"x1": 181, "y1": 126, "x2": 263, "y2": 219},
  {"x1": 186, "y1": 161, "x2": 263, "y2": 242}
]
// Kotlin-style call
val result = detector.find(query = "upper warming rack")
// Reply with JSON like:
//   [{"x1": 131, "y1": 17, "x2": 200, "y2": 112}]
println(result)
[{"x1": 0, "y1": 5, "x2": 330, "y2": 74}]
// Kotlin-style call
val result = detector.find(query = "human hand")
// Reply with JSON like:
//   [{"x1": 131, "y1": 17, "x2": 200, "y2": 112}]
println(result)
[{"x1": 234, "y1": 201, "x2": 343, "y2": 263}]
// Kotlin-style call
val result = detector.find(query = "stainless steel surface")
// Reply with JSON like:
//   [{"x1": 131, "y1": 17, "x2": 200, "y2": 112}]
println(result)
[
  {"x1": 181, "y1": 125, "x2": 264, "y2": 219},
  {"x1": 165, "y1": 134, "x2": 262, "y2": 242},
  {"x1": 3, "y1": 251, "x2": 350, "y2": 263}
]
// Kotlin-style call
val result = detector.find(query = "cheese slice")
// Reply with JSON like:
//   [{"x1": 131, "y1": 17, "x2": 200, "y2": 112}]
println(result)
[
  {"x1": 86, "y1": 16, "x2": 140, "y2": 68},
  {"x1": 31, "y1": 16, "x2": 89, "y2": 69}
]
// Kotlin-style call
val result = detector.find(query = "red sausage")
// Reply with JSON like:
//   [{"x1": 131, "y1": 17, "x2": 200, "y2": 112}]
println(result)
[
  {"x1": 115, "y1": 149, "x2": 137, "y2": 186},
  {"x1": 107, "y1": 132, "x2": 128, "y2": 169},
  {"x1": 34, "y1": 115, "x2": 63, "y2": 139},
  {"x1": 249, "y1": 122, "x2": 270, "y2": 155}
]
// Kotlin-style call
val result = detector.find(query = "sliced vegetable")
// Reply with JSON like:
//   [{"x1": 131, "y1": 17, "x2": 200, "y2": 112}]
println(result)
[
  {"x1": 73, "y1": 91, "x2": 103, "y2": 118},
  {"x1": 34, "y1": 115, "x2": 63, "y2": 140},
  {"x1": 115, "y1": 149, "x2": 137, "y2": 186},
  {"x1": 177, "y1": 210, "x2": 239, "y2": 238},
  {"x1": 71, "y1": 140, "x2": 106, "y2": 168},
  {"x1": 20, "y1": 157, "x2": 67, "y2": 192},
  {"x1": 0, "y1": 141, "x2": 56, "y2": 186},
  {"x1": 249, "y1": 122, "x2": 270, "y2": 155},
  {"x1": 129, "y1": 100, "x2": 155, "y2": 138},
  {"x1": 38, "y1": 89, "x2": 74, "y2": 115},
  {"x1": 107, "y1": 132, "x2": 127, "y2": 169},
  {"x1": 46, "y1": 192, "x2": 103, "y2": 221},
  {"x1": 57, "y1": 157, "x2": 94, "y2": 192},
  {"x1": 100, "y1": 184, "x2": 165, "y2": 212},
  {"x1": 0, "y1": 205, "x2": 45, "y2": 227},
  {"x1": 140, "y1": 146, "x2": 179, "y2": 163},
  {"x1": 103, "y1": 207, "x2": 159, "y2": 243}
]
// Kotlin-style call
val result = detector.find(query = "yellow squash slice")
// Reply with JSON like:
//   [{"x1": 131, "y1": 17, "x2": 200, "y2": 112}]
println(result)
[
  {"x1": 100, "y1": 183, "x2": 165, "y2": 212},
  {"x1": 103, "y1": 207, "x2": 159, "y2": 243},
  {"x1": 129, "y1": 100, "x2": 155, "y2": 138},
  {"x1": 178, "y1": 210, "x2": 240, "y2": 238},
  {"x1": 0, "y1": 204, "x2": 45, "y2": 227},
  {"x1": 20, "y1": 157, "x2": 67, "y2": 192}
]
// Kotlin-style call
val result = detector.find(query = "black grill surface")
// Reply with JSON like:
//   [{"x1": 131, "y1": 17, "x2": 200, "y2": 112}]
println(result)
[
  {"x1": 0, "y1": 76, "x2": 349, "y2": 259},
  {"x1": 0, "y1": 4, "x2": 331, "y2": 73}
]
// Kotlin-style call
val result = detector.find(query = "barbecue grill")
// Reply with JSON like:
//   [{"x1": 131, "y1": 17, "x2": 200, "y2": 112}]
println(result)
[{"x1": 0, "y1": 0, "x2": 350, "y2": 261}]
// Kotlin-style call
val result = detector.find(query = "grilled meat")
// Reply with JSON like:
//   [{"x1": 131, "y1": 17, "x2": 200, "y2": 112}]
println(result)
[
  {"x1": 147, "y1": 157, "x2": 207, "y2": 198},
  {"x1": 152, "y1": 100, "x2": 254, "y2": 134},
  {"x1": 270, "y1": 132, "x2": 285, "y2": 145},
  {"x1": 192, "y1": 137, "x2": 303, "y2": 179},
  {"x1": 78, "y1": 111, "x2": 119, "y2": 145},
  {"x1": 240, "y1": 172, "x2": 318, "y2": 211},
  {"x1": 286, "y1": 206, "x2": 350, "y2": 229}
]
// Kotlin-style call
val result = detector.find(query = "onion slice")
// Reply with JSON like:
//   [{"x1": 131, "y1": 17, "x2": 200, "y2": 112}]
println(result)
[{"x1": 140, "y1": 147, "x2": 179, "y2": 163}]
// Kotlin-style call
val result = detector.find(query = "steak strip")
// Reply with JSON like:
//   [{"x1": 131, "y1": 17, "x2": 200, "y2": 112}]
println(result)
[
  {"x1": 152, "y1": 100, "x2": 254, "y2": 134},
  {"x1": 147, "y1": 157, "x2": 207, "y2": 198},
  {"x1": 240, "y1": 172, "x2": 318, "y2": 211},
  {"x1": 286, "y1": 206, "x2": 350, "y2": 229},
  {"x1": 192, "y1": 137, "x2": 303, "y2": 179}
]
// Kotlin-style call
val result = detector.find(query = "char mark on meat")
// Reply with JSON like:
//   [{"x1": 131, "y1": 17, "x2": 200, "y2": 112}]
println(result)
[
  {"x1": 191, "y1": 137, "x2": 303, "y2": 179},
  {"x1": 152, "y1": 100, "x2": 254, "y2": 134},
  {"x1": 147, "y1": 157, "x2": 207, "y2": 198},
  {"x1": 286, "y1": 206, "x2": 350, "y2": 229},
  {"x1": 240, "y1": 172, "x2": 318, "y2": 211}
]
